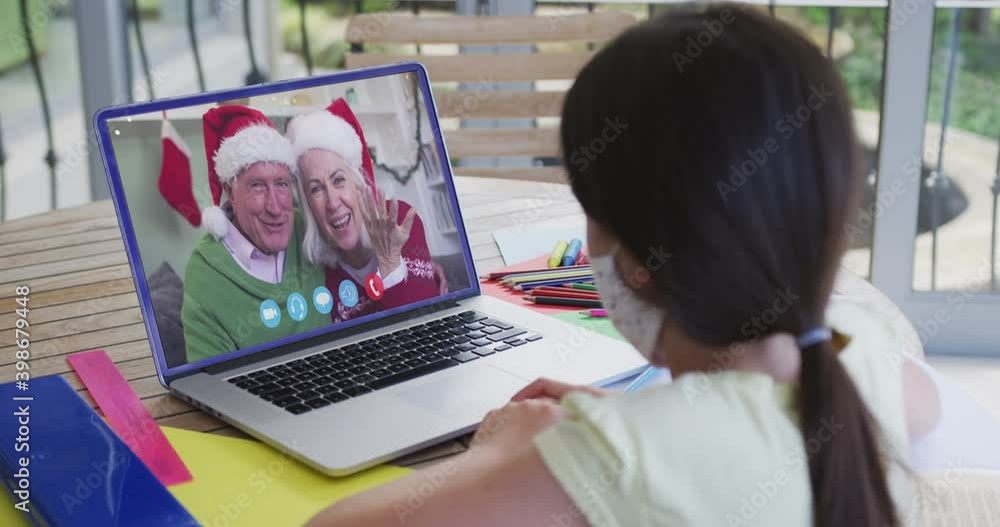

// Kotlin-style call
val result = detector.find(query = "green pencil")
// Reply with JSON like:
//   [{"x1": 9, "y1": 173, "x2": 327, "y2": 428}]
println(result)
[{"x1": 564, "y1": 283, "x2": 597, "y2": 291}]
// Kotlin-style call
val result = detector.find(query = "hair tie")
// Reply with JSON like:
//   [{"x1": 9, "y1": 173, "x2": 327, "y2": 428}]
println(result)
[{"x1": 797, "y1": 327, "x2": 832, "y2": 348}]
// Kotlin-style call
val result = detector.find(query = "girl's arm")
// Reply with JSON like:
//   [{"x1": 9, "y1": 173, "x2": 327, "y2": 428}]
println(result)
[{"x1": 306, "y1": 400, "x2": 590, "y2": 527}]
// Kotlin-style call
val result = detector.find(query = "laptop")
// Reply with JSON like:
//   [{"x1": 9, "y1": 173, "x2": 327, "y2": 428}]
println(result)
[{"x1": 94, "y1": 62, "x2": 646, "y2": 476}]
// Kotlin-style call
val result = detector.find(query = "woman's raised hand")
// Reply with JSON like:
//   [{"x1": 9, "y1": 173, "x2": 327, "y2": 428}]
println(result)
[{"x1": 359, "y1": 188, "x2": 417, "y2": 276}]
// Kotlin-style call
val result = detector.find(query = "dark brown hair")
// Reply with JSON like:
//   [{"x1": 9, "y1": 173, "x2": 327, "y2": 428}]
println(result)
[{"x1": 561, "y1": 5, "x2": 897, "y2": 526}]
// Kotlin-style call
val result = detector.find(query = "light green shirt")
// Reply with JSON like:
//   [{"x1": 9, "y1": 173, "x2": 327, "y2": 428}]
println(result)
[{"x1": 535, "y1": 298, "x2": 915, "y2": 527}]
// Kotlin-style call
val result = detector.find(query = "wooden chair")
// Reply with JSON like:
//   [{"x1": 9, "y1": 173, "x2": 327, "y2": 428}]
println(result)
[{"x1": 345, "y1": 11, "x2": 637, "y2": 184}]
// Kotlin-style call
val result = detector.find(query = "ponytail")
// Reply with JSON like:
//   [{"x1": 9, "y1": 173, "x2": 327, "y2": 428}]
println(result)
[{"x1": 797, "y1": 340, "x2": 898, "y2": 527}]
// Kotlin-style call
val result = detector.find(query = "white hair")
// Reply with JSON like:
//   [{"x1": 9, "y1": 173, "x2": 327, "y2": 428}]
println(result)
[{"x1": 298, "y1": 155, "x2": 373, "y2": 268}]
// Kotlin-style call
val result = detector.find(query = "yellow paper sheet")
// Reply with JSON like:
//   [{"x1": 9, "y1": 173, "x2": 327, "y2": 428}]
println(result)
[{"x1": 1, "y1": 426, "x2": 412, "y2": 526}]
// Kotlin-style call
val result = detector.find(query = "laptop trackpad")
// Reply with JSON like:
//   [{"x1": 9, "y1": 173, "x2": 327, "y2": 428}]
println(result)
[{"x1": 398, "y1": 365, "x2": 526, "y2": 421}]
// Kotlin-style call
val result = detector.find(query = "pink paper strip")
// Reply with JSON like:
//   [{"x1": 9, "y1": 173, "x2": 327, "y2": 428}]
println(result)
[{"x1": 67, "y1": 350, "x2": 193, "y2": 486}]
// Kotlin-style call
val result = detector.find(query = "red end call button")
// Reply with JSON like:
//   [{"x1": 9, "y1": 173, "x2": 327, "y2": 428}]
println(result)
[{"x1": 364, "y1": 273, "x2": 384, "y2": 301}]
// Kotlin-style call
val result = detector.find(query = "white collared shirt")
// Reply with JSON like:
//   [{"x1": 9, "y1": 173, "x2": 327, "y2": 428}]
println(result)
[{"x1": 220, "y1": 217, "x2": 286, "y2": 284}]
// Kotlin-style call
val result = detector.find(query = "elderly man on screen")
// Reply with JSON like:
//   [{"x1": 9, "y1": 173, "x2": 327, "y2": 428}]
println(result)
[{"x1": 182, "y1": 106, "x2": 327, "y2": 364}]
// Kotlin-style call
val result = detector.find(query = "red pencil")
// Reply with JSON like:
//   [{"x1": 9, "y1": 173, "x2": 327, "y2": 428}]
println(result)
[{"x1": 523, "y1": 287, "x2": 601, "y2": 300}]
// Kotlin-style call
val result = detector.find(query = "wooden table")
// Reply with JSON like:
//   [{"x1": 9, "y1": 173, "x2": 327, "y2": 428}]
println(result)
[
  {"x1": 0, "y1": 176, "x2": 913, "y2": 469},
  {"x1": 0, "y1": 177, "x2": 583, "y2": 469}
]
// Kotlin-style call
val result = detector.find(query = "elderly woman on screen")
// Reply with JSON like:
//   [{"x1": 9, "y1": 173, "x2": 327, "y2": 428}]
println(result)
[{"x1": 285, "y1": 98, "x2": 444, "y2": 323}]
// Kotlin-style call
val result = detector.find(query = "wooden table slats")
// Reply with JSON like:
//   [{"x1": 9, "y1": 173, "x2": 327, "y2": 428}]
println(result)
[{"x1": 0, "y1": 178, "x2": 579, "y2": 467}]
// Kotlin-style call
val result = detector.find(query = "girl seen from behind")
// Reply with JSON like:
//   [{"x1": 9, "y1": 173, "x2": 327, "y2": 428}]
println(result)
[{"x1": 308, "y1": 6, "x2": 933, "y2": 526}]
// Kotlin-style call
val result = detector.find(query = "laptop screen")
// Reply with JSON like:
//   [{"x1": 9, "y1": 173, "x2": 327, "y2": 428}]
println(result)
[{"x1": 99, "y1": 65, "x2": 476, "y2": 375}]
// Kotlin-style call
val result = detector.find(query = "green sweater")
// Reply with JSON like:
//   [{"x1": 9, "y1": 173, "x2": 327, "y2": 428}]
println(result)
[{"x1": 181, "y1": 212, "x2": 328, "y2": 364}]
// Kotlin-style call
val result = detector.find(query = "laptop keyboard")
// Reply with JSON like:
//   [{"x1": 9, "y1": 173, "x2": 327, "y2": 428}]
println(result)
[{"x1": 226, "y1": 310, "x2": 542, "y2": 415}]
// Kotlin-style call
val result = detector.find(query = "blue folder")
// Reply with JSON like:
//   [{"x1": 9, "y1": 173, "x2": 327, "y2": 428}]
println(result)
[{"x1": 0, "y1": 375, "x2": 197, "y2": 526}]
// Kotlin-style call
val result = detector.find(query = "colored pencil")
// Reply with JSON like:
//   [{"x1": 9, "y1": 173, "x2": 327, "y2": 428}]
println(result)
[
  {"x1": 563, "y1": 283, "x2": 597, "y2": 291},
  {"x1": 527, "y1": 286, "x2": 600, "y2": 297},
  {"x1": 479, "y1": 264, "x2": 591, "y2": 280},
  {"x1": 525, "y1": 295, "x2": 603, "y2": 308},
  {"x1": 513, "y1": 277, "x2": 595, "y2": 291},
  {"x1": 501, "y1": 269, "x2": 594, "y2": 285},
  {"x1": 521, "y1": 288, "x2": 600, "y2": 300},
  {"x1": 585, "y1": 309, "x2": 608, "y2": 318},
  {"x1": 526, "y1": 285, "x2": 600, "y2": 296}
]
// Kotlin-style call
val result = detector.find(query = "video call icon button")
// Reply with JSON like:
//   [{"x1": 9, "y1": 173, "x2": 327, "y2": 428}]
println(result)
[
  {"x1": 339, "y1": 280, "x2": 359, "y2": 308},
  {"x1": 260, "y1": 299, "x2": 281, "y2": 328},
  {"x1": 313, "y1": 286, "x2": 334, "y2": 315},
  {"x1": 286, "y1": 292, "x2": 308, "y2": 322},
  {"x1": 364, "y1": 273, "x2": 384, "y2": 301}
]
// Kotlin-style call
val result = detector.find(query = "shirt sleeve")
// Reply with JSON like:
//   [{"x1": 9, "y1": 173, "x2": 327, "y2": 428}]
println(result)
[
  {"x1": 533, "y1": 393, "x2": 644, "y2": 527},
  {"x1": 380, "y1": 260, "x2": 409, "y2": 290}
]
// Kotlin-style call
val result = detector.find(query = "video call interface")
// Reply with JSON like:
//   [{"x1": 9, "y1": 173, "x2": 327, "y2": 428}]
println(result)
[{"x1": 107, "y1": 72, "x2": 471, "y2": 369}]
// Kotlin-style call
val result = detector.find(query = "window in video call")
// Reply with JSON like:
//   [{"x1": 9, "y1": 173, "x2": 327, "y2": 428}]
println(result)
[{"x1": 106, "y1": 71, "x2": 473, "y2": 370}]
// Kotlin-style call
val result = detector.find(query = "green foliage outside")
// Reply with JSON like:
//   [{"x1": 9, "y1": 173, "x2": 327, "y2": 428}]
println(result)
[{"x1": 799, "y1": 7, "x2": 998, "y2": 138}]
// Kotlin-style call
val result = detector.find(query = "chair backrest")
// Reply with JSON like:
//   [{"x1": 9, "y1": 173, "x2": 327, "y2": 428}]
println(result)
[{"x1": 345, "y1": 11, "x2": 637, "y2": 183}]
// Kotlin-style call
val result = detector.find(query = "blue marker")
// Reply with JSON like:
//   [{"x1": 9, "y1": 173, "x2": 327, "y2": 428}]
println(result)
[{"x1": 561, "y1": 239, "x2": 583, "y2": 267}]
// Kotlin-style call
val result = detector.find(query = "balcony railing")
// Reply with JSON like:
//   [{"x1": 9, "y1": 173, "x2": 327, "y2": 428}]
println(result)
[{"x1": 2, "y1": 0, "x2": 998, "y2": 292}]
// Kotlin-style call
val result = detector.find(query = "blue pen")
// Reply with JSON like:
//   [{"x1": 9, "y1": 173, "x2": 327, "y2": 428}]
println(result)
[{"x1": 624, "y1": 366, "x2": 659, "y2": 393}]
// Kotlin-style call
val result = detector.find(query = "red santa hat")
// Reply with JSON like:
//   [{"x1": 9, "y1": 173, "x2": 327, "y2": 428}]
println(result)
[
  {"x1": 284, "y1": 98, "x2": 376, "y2": 194},
  {"x1": 201, "y1": 105, "x2": 297, "y2": 238}
]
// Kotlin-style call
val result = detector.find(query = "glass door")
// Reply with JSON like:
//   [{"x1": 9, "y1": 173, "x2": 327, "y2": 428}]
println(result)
[{"x1": 871, "y1": 0, "x2": 1000, "y2": 355}]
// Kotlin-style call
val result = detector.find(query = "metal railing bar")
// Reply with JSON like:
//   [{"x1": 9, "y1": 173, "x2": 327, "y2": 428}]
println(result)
[
  {"x1": 929, "y1": 7, "x2": 963, "y2": 291},
  {"x1": 587, "y1": 2, "x2": 596, "y2": 50},
  {"x1": 299, "y1": 0, "x2": 313, "y2": 75},
  {"x1": 413, "y1": 0, "x2": 422, "y2": 54},
  {"x1": 0, "y1": 114, "x2": 5, "y2": 221},
  {"x1": 18, "y1": 0, "x2": 57, "y2": 211},
  {"x1": 826, "y1": 6, "x2": 838, "y2": 58},
  {"x1": 186, "y1": 0, "x2": 206, "y2": 92},
  {"x1": 130, "y1": 0, "x2": 156, "y2": 100},
  {"x1": 992, "y1": 133, "x2": 999, "y2": 291},
  {"x1": 243, "y1": 0, "x2": 266, "y2": 84},
  {"x1": 352, "y1": 0, "x2": 364, "y2": 53}
]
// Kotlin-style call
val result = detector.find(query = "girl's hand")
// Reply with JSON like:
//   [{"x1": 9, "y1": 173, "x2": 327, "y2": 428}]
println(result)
[
  {"x1": 359, "y1": 188, "x2": 417, "y2": 276},
  {"x1": 511, "y1": 377, "x2": 613, "y2": 402},
  {"x1": 470, "y1": 399, "x2": 564, "y2": 455}
]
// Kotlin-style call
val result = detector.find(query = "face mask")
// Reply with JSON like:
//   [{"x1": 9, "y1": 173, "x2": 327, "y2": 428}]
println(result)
[{"x1": 590, "y1": 245, "x2": 666, "y2": 360}]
